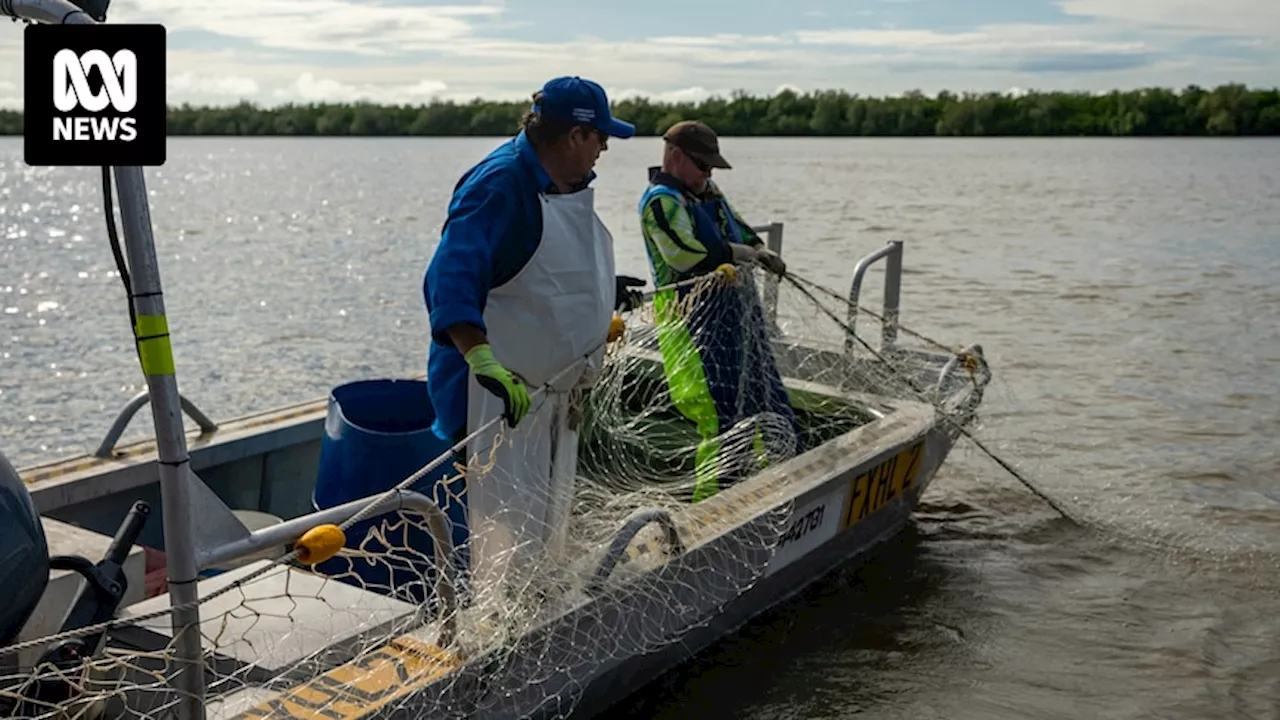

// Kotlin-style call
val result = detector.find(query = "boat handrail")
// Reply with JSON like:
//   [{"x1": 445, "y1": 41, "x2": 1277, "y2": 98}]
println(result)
[
  {"x1": 196, "y1": 488, "x2": 460, "y2": 647},
  {"x1": 95, "y1": 391, "x2": 219, "y2": 458},
  {"x1": 587, "y1": 509, "x2": 685, "y2": 593},
  {"x1": 844, "y1": 240, "x2": 904, "y2": 355}
]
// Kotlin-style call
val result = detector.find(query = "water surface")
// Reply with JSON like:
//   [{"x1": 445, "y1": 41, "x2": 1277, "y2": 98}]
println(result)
[{"x1": 2, "y1": 136, "x2": 1278, "y2": 718}]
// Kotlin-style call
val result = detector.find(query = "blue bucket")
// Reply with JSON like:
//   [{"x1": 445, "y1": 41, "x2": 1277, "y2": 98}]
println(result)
[{"x1": 311, "y1": 379, "x2": 470, "y2": 607}]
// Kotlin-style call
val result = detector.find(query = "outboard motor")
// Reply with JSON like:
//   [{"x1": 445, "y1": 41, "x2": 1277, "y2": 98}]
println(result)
[
  {"x1": 0, "y1": 450, "x2": 48, "y2": 648},
  {"x1": 0, "y1": 448, "x2": 150, "y2": 716}
]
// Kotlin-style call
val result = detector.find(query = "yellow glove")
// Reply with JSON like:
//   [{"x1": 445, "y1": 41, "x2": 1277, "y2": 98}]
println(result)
[{"x1": 464, "y1": 344, "x2": 531, "y2": 426}]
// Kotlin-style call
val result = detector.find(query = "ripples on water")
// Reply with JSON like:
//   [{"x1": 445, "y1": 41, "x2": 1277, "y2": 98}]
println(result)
[{"x1": 2, "y1": 137, "x2": 1278, "y2": 718}]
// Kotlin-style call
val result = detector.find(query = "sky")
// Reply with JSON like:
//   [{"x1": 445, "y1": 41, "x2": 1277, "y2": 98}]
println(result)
[{"x1": 0, "y1": 0, "x2": 1277, "y2": 108}]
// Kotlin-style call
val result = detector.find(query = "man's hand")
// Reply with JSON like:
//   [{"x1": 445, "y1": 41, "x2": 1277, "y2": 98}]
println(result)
[
  {"x1": 729, "y1": 244, "x2": 759, "y2": 264},
  {"x1": 615, "y1": 275, "x2": 646, "y2": 311},
  {"x1": 464, "y1": 344, "x2": 532, "y2": 427},
  {"x1": 754, "y1": 247, "x2": 786, "y2": 276}
]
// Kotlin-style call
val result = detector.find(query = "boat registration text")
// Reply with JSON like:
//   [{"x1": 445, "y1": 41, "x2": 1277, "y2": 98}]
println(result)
[
  {"x1": 841, "y1": 441, "x2": 925, "y2": 529},
  {"x1": 765, "y1": 439, "x2": 926, "y2": 577}
]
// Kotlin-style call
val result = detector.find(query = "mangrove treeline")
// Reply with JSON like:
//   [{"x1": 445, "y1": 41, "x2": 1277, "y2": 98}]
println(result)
[{"x1": 1, "y1": 84, "x2": 1277, "y2": 137}]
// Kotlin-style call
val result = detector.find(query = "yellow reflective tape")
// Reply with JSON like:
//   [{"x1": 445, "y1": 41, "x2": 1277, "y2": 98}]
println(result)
[{"x1": 133, "y1": 314, "x2": 175, "y2": 376}]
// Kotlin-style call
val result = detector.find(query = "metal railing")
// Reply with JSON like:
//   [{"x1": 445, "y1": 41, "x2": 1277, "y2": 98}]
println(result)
[
  {"x1": 745, "y1": 225, "x2": 905, "y2": 355},
  {"x1": 588, "y1": 509, "x2": 685, "y2": 593},
  {"x1": 196, "y1": 488, "x2": 460, "y2": 646},
  {"x1": 844, "y1": 240, "x2": 903, "y2": 355},
  {"x1": 95, "y1": 391, "x2": 218, "y2": 458}
]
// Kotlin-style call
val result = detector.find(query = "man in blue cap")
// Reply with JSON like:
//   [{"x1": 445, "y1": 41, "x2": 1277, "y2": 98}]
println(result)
[{"x1": 422, "y1": 76, "x2": 642, "y2": 605}]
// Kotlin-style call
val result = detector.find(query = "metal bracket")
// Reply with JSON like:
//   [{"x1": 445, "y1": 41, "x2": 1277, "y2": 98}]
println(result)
[{"x1": 94, "y1": 391, "x2": 218, "y2": 458}]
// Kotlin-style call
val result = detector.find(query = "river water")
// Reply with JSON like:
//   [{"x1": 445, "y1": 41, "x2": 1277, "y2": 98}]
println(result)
[{"x1": 3, "y1": 136, "x2": 1279, "y2": 719}]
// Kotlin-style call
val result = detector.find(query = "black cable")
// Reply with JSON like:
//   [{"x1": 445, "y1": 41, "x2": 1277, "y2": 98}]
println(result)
[{"x1": 100, "y1": 166, "x2": 137, "y2": 333}]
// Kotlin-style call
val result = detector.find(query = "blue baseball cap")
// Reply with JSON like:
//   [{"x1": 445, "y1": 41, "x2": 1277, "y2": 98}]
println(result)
[{"x1": 532, "y1": 76, "x2": 636, "y2": 139}]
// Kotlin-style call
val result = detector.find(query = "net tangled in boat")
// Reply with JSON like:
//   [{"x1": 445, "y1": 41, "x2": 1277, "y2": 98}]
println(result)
[{"x1": 0, "y1": 263, "x2": 990, "y2": 720}]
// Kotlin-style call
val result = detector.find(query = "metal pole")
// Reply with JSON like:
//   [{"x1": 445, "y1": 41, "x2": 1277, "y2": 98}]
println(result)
[
  {"x1": 0, "y1": 1, "x2": 204, "y2": 715},
  {"x1": 882, "y1": 240, "x2": 903, "y2": 350},
  {"x1": 112, "y1": 166, "x2": 205, "y2": 719}
]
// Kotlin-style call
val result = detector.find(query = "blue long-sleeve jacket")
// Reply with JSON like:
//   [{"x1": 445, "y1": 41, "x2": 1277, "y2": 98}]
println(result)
[{"x1": 422, "y1": 130, "x2": 594, "y2": 442}]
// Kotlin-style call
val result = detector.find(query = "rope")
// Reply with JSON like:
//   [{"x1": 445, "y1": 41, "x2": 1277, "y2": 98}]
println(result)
[
  {"x1": 784, "y1": 272, "x2": 956, "y2": 354},
  {"x1": 778, "y1": 270, "x2": 1085, "y2": 526}
]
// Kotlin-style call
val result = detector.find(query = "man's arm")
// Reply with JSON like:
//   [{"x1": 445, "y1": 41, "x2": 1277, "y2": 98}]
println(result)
[
  {"x1": 446, "y1": 324, "x2": 489, "y2": 356},
  {"x1": 717, "y1": 188, "x2": 786, "y2": 274},
  {"x1": 423, "y1": 181, "x2": 512, "y2": 350},
  {"x1": 640, "y1": 193, "x2": 736, "y2": 276}
]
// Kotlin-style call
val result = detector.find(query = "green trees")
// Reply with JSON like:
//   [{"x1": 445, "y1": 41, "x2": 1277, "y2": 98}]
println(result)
[{"x1": 0, "y1": 84, "x2": 1275, "y2": 137}]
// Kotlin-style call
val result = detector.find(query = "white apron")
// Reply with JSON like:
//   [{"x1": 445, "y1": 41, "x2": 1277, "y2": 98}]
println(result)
[{"x1": 464, "y1": 186, "x2": 616, "y2": 608}]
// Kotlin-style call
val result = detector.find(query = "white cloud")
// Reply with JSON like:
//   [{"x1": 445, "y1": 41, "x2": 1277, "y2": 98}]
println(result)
[
  {"x1": 272, "y1": 73, "x2": 448, "y2": 103},
  {"x1": 1057, "y1": 0, "x2": 1280, "y2": 40},
  {"x1": 168, "y1": 72, "x2": 260, "y2": 97},
  {"x1": 795, "y1": 24, "x2": 1150, "y2": 56},
  {"x1": 647, "y1": 34, "x2": 789, "y2": 47},
  {"x1": 613, "y1": 86, "x2": 730, "y2": 104},
  {"x1": 0, "y1": 79, "x2": 17, "y2": 108},
  {"x1": 110, "y1": 0, "x2": 501, "y2": 55}
]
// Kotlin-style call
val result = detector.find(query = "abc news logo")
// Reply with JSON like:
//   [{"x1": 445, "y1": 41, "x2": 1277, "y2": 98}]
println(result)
[
  {"x1": 53, "y1": 48, "x2": 139, "y2": 142},
  {"x1": 24, "y1": 24, "x2": 166, "y2": 167}
]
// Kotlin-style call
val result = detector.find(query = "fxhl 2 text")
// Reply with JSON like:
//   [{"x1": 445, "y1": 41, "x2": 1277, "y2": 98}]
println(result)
[
  {"x1": 844, "y1": 442, "x2": 924, "y2": 527},
  {"x1": 23, "y1": 23, "x2": 166, "y2": 167}
]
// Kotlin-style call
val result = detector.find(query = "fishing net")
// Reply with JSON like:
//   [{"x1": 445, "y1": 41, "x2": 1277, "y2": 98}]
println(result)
[{"x1": 0, "y1": 261, "x2": 990, "y2": 720}]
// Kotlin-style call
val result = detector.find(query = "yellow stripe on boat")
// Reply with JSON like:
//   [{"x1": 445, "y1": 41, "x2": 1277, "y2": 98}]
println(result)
[{"x1": 230, "y1": 635, "x2": 462, "y2": 719}]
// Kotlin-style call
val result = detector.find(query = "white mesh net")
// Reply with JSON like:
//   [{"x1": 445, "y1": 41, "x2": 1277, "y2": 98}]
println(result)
[{"x1": 0, "y1": 263, "x2": 992, "y2": 720}]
